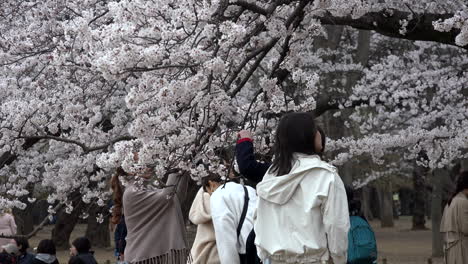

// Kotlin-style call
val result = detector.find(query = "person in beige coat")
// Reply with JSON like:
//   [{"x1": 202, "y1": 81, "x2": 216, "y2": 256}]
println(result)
[
  {"x1": 189, "y1": 187, "x2": 219, "y2": 264},
  {"x1": 440, "y1": 171, "x2": 468, "y2": 264}
]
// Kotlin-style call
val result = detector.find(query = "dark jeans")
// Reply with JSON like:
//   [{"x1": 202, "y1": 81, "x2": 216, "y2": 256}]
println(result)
[{"x1": 245, "y1": 230, "x2": 261, "y2": 264}]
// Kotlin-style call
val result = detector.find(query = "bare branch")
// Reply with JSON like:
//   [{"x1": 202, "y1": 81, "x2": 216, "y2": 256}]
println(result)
[
  {"x1": 318, "y1": 9, "x2": 466, "y2": 50},
  {"x1": 231, "y1": 1, "x2": 268, "y2": 16},
  {"x1": 18, "y1": 135, "x2": 136, "y2": 154},
  {"x1": 88, "y1": 9, "x2": 109, "y2": 26},
  {"x1": 0, "y1": 204, "x2": 63, "y2": 239}
]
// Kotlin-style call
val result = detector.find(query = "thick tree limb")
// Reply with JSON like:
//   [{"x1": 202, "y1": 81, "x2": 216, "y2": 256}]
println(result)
[
  {"x1": 0, "y1": 138, "x2": 42, "y2": 169},
  {"x1": 18, "y1": 135, "x2": 136, "y2": 154},
  {"x1": 318, "y1": 9, "x2": 466, "y2": 50},
  {"x1": 232, "y1": 1, "x2": 465, "y2": 50},
  {"x1": 0, "y1": 204, "x2": 62, "y2": 239}
]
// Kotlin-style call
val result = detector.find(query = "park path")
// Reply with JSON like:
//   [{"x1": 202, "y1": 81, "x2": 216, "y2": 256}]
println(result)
[
  {"x1": 29, "y1": 216, "x2": 444, "y2": 264},
  {"x1": 371, "y1": 216, "x2": 443, "y2": 264}
]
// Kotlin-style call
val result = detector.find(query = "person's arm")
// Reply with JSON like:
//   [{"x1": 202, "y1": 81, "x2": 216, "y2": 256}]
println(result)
[
  {"x1": 236, "y1": 137, "x2": 270, "y2": 183},
  {"x1": 163, "y1": 173, "x2": 189, "y2": 203},
  {"x1": 211, "y1": 191, "x2": 240, "y2": 264},
  {"x1": 322, "y1": 174, "x2": 350, "y2": 264},
  {"x1": 9, "y1": 214, "x2": 17, "y2": 234},
  {"x1": 458, "y1": 197, "x2": 468, "y2": 234}
]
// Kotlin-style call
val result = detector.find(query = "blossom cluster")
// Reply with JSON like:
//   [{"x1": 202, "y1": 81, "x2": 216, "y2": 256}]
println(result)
[{"x1": 0, "y1": 0, "x2": 466, "y2": 217}]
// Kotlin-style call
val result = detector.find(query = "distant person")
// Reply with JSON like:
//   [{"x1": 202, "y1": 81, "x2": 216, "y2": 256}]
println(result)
[
  {"x1": 188, "y1": 187, "x2": 219, "y2": 264},
  {"x1": 68, "y1": 237, "x2": 97, "y2": 264},
  {"x1": 254, "y1": 112, "x2": 349, "y2": 264},
  {"x1": 0, "y1": 209, "x2": 17, "y2": 248},
  {"x1": 0, "y1": 243, "x2": 19, "y2": 264},
  {"x1": 113, "y1": 216, "x2": 127, "y2": 264},
  {"x1": 345, "y1": 187, "x2": 377, "y2": 264},
  {"x1": 111, "y1": 173, "x2": 127, "y2": 263},
  {"x1": 203, "y1": 174, "x2": 257, "y2": 264},
  {"x1": 31, "y1": 239, "x2": 59, "y2": 264},
  {"x1": 113, "y1": 154, "x2": 190, "y2": 264},
  {"x1": 440, "y1": 171, "x2": 468, "y2": 264},
  {"x1": 14, "y1": 237, "x2": 35, "y2": 264}
]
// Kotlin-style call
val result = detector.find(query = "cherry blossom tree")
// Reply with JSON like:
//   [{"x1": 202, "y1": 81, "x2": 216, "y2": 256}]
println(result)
[{"x1": 1, "y1": 1, "x2": 467, "y2": 247}]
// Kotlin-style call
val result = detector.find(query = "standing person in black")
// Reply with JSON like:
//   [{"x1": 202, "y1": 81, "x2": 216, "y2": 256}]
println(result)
[
  {"x1": 31, "y1": 240, "x2": 59, "y2": 264},
  {"x1": 114, "y1": 216, "x2": 127, "y2": 263},
  {"x1": 68, "y1": 237, "x2": 97, "y2": 264},
  {"x1": 235, "y1": 127, "x2": 326, "y2": 264}
]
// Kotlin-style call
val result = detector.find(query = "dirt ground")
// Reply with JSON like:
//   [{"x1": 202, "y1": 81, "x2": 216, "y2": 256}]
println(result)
[{"x1": 28, "y1": 216, "x2": 443, "y2": 264}]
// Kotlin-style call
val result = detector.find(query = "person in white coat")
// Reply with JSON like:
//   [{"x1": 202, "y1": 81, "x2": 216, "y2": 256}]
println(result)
[
  {"x1": 203, "y1": 174, "x2": 257, "y2": 264},
  {"x1": 255, "y1": 112, "x2": 350, "y2": 264}
]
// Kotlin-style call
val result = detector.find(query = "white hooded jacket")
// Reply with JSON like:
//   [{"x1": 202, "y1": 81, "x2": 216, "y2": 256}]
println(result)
[
  {"x1": 254, "y1": 154, "x2": 350, "y2": 264},
  {"x1": 211, "y1": 182, "x2": 257, "y2": 264}
]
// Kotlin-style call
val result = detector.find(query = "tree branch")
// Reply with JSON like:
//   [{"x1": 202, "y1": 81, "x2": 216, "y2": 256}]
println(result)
[
  {"x1": 0, "y1": 204, "x2": 63, "y2": 239},
  {"x1": 231, "y1": 1, "x2": 268, "y2": 16},
  {"x1": 318, "y1": 9, "x2": 466, "y2": 50},
  {"x1": 18, "y1": 135, "x2": 136, "y2": 154}
]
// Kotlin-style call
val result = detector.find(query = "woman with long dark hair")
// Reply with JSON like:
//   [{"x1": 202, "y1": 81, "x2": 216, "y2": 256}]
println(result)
[
  {"x1": 440, "y1": 171, "x2": 468, "y2": 264},
  {"x1": 112, "y1": 161, "x2": 190, "y2": 264},
  {"x1": 254, "y1": 112, "x2": 349, "y2": 264}
]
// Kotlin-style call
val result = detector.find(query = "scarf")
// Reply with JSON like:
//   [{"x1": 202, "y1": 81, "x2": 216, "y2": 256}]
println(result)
[{"x1": 123, "y1": 182, "x2": 190, "y2": 264}]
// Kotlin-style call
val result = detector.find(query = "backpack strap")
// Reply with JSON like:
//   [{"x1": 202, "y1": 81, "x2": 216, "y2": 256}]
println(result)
[{"x1": 237, "y1": 185, "x2": 250, "y2": 239}]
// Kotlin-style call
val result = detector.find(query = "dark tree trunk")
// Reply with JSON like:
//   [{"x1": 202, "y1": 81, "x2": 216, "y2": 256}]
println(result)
[
  {"x1": 85, "y1": 204, "x2": 110, "y2": 248},
  {"x1": 399, "y1": 188, "x2": 413, "y2": 216},
  {"x1": 378, "y1": 182, "x2": 394, "y2": 227},
  {"x1": 369, "y1": 187, "x2": 380, "y2": 219},
  {"x1": 181, "y1": 180, "x2": 200, "y2": 222},
  {"x1": 13, "y1": 184, "x2": 35, "y2": 235},
  {"x1": 431, "y1": 168, "x2": 445, "y2": 257},
  {"x1": 412, "y1": 165, "x2": 428, "y2": 230},
  {"x1": 51, "y1": 193, "x2": 84, "y2": 249},
  {"x1": 361, "y1": 186, "x2": 374, "y2": 220},
  {"x1": 13, "y1": 206, "x2": 34, "y2": 235},
  {"x1": 33, "y1": 200, "x2": 49, "y2": 225}
]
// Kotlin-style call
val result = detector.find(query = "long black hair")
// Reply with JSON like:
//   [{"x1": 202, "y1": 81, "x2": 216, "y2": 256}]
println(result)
[
  {"x1": 201, "y1": 173, "x2": 223, "y2": 192},
  {"x1": 270, "y1": 112, "x2": 320, "y2": 176},
  {"x1": 448, "y1": 171, "x2": 468, "y2": 206}
]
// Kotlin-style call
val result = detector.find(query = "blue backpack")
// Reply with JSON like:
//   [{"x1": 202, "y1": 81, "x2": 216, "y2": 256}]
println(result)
[{"x1": 347, "y1": 216, "x2": 378, "y2": 264}]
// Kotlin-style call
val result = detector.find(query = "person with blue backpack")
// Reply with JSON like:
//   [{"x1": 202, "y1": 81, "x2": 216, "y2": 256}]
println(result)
[{"x1": 345, "y1": 187, "x2": 378, "y2": 264}]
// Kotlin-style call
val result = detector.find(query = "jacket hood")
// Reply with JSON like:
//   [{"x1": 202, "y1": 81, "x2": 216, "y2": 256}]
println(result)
[
  {"x1": 256, "y1": 154, "x2": 336, "y2": 205},
  {"x1": 35, "y1": 253, "x2": 57, "y2": 264}
]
